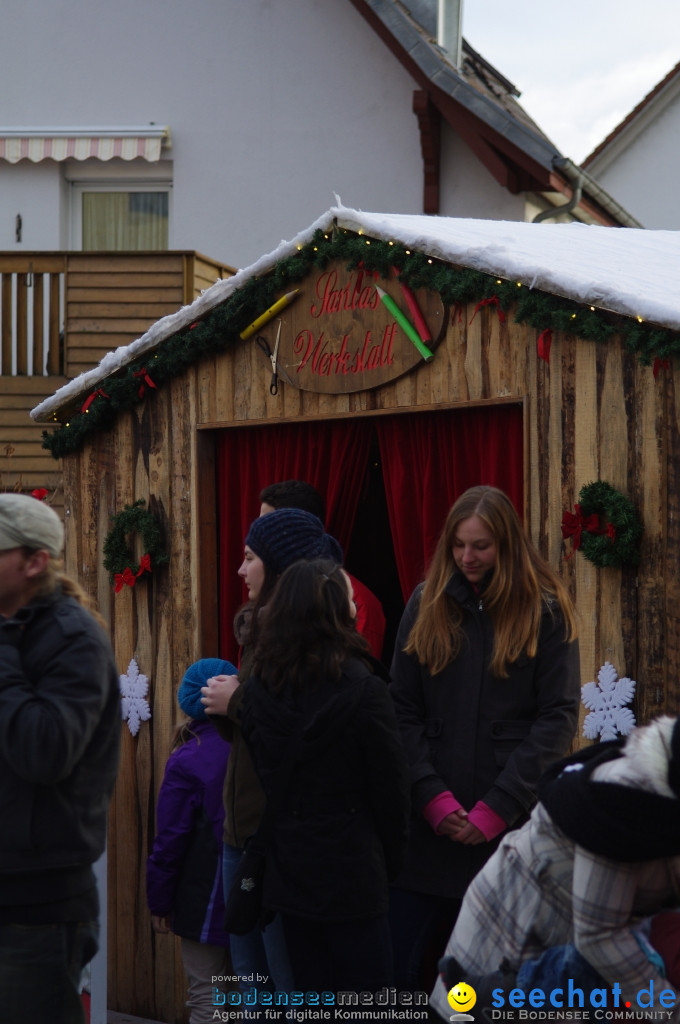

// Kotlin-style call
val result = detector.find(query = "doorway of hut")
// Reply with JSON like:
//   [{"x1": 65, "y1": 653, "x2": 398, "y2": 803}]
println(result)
[{"x1": 216, "y1": 402, "x2": 524, "y2": 667}]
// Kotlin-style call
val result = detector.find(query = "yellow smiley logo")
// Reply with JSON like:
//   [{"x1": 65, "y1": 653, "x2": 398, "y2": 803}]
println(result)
[{"x1": 447, "y1": 983, "x2": 477, "y2": 1013}]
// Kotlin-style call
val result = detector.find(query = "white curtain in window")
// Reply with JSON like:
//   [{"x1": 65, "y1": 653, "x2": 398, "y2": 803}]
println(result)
[{"x1": 82, "y1": 192, "x2": 168, "y2": 250}]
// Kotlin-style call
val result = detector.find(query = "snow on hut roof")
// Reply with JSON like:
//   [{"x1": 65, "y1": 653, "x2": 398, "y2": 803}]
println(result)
[{"x1": 32, "y1": 205, "x2": 680, "y2": 421}]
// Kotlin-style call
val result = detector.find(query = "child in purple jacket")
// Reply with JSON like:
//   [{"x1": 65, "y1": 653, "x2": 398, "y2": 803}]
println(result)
[{"x1": 147, "y1": 659, "x2": 235, "y2": 1024}]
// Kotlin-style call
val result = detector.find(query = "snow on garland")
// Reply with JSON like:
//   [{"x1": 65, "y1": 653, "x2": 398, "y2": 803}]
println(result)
[
  {"x1": 120, "y1": 657, "x2": 151, "y2": 736},
  {"x1": 561, "y1": 481, "x2": 642, "y2": 568},
  {"x1": 582, "y1": 661, "x2": 636, "y2": 741},
  {"x1": 103, "y1": 499, "x2": 169, "y2": 592}
]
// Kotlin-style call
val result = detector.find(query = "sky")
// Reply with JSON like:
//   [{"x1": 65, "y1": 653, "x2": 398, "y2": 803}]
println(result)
[{"x1": 461, "y1": 0, "x2": 680, "y2": 164}]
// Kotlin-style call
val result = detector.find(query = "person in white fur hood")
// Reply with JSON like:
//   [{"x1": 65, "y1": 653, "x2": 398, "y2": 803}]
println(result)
[{"x1": 432, "y1": 716, "x2": 680, "y2": 1022}]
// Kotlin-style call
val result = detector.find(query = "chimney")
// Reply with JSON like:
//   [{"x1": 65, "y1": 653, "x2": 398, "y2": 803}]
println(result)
[{"x1": 437, "y1": 0, "x2": 463, "y2": 68}]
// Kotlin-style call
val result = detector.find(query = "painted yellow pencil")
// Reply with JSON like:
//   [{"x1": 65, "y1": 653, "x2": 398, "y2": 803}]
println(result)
[{"x1": 239, "y1": 289, "x2": 300, "y2": 340}]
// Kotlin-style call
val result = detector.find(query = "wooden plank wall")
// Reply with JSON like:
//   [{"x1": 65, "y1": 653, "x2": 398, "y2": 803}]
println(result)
[
  {"x1": 65, "y1": 250, "x2": 236, "y2": 377},
  {"x1": 191, "y1": 252, "x2": 237, "y2": 302},
  {"x1": 62, "y1": 295, "x2": 677, "y2": 1023},
  {"x1": 63, "y1": 366, "x2": 202, "y2": 1024},
  {"x1": 65, "y1": 253, "x2": 190, "y2": 377},
  {"x1": 0, "y1": 375, "x2": 67, "y2": 514}
]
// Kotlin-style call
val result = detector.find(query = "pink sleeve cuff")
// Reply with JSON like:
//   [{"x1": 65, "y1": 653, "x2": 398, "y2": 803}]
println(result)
[
  {"x1": 467, "y1": 801, "x2": 507, "y2": 842},
  {"x1": 422, "y1": 792, "x2": 464, "y2": 833}
]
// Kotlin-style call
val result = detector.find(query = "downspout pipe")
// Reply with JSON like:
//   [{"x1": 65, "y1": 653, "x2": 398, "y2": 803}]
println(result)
[
  {"x1": 533, "y1": 172, "x2": 583, "y2": 222},
  {"x1": 534, "y1": 157, "x2": 644, "y2": 227},
  {"x1": 559, "y1": 157, "x2": 644, "y2": 227}
]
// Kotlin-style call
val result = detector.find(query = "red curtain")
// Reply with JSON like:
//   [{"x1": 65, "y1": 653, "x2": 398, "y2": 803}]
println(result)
[
  {"x1": 216, "y1": 404, "x2": 523, "y2": 658},
  {"x1": 375, "y1": 405, "x2": 523, "y2": 599},
  {"x1": 216, "y1": 420, "x2": 372, "y2": 660}
]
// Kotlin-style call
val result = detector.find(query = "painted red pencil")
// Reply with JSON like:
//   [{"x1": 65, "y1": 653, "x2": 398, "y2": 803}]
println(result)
[{"x1": 393, "y1": 269, "x2": 431, "y2": 344}]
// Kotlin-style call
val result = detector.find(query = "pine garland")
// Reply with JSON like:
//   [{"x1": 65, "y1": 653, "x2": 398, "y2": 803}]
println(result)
[{"x1": 42, "y1": 228, "x2": 680, "y2": 459}]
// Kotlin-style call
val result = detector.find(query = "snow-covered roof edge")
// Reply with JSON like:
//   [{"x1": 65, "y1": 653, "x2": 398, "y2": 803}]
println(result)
[
  {"x1": 32, "y1": 204, "x2": 680, "y2": 421},
  {"x1": 31, "y1": 208, "x2": 338, "y2": 422}
]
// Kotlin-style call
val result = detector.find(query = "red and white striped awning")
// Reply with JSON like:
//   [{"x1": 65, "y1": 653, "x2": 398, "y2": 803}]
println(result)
[{"x1": 0, "y1": 126, "x2": 170, "y2": 163}]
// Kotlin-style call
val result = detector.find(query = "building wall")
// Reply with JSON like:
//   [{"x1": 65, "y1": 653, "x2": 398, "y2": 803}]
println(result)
[
  {"x1": 586, "y1": 78, "x2": 680, "y2": 228},
  {"x1": 438, "y1": 123, "x2": 527, "y2": 220},
  {"x1": 0, "y1": 163, "x2": 63, "y2": 248},
  {"x1": 2, "y1": 0, "x2": 536, "y2": 268},
  {"x1": 1, "y1": 0, "x2": 422, "y2": 267}
]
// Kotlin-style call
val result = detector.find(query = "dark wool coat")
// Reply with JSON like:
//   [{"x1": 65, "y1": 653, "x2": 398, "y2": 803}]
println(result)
[
  {"x1": 390, "y1": 572, "x2": 580, "y2": 899},
  {"x1": 0, "y1": 587, "x2": 121, "y2": 910},
  {"x1": 241, "y1": 656, "x2": 410, "y2": 923}
]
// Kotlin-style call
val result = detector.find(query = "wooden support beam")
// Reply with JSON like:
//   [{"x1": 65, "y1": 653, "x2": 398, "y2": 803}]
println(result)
[{"x1": 413, "y1": 90, "x2": 442, "y2": 214}]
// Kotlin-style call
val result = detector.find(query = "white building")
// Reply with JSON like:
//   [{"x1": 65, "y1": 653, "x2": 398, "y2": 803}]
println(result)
[
  {"x1": 583, "y1": 61, "x2": 680, "y2": 229},
  {"x1": 0, "y1": 0, "x2": 635, "y2": 271}
]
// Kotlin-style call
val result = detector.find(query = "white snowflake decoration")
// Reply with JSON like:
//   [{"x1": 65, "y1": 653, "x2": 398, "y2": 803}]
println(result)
[
  {"x1": 119, "y1": 658, "x2": 151, "y2": 736},
  {"x1": 581, "y1": 661, "x2": 636, "y2": 741}
]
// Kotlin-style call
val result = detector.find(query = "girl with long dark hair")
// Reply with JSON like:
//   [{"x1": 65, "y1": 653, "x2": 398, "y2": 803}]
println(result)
[
  {"x1": 241, "y1": 558, "x2": 410, "y2": 993},
  {"x1": 201, "y1": 508, "x2": 344, "y2": 995}
]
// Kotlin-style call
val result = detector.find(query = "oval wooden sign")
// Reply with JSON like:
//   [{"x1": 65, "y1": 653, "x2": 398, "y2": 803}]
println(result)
[{"x1": 251, "y1": 260, "x2": 447, "y2": 394}]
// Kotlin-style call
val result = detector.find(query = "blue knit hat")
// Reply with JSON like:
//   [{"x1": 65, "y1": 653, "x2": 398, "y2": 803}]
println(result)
[
  {"x1": 178, "y1": 658, "x2": 237, "y2": 721},
  {"x1": 245, "y1": 508, "x2": 343, "y2": 577}
]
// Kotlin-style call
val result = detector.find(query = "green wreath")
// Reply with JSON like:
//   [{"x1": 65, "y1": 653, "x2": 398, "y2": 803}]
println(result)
[
  {"x1": 103, "y1": 499, "x2": 169, "y2": 591},
  {"x1": 562, "y1": 481, "x2": 642, "y2": 568}
]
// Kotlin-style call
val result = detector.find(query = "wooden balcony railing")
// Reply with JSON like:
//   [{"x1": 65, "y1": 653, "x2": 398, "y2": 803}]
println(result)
[
  {"x1": 0, "y1": 255, "x2": 65, "y2": 376},
  {"x1": 0, "y1": 250, "x2": 235, "y2": 505},
  {"x1": 0, "y1": 250, "x2": 235, "y2": 380}
]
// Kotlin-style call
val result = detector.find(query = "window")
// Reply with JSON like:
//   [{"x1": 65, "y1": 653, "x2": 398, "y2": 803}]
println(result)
[
  {"x1": 67, "y1": 161, "x2": 173, "y2": 251},
  {"x1": 81, "y1": 189, "x2": 169, "y2": 250}
]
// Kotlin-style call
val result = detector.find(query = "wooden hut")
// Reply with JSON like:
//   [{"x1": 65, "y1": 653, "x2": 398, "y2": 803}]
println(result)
[{"x1": 32, "y1": 206, "x2": 680, "y2": 1023}]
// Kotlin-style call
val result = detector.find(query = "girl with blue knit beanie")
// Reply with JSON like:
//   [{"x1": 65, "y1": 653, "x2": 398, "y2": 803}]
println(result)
[{"x1": 146, "y1": 658, "x2": 236, "y2": 1024}]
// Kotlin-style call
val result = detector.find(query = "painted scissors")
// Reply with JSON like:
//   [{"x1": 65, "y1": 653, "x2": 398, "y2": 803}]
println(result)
[{"x1": 256, "y1": 322, "x2": 294, "y2": 394}]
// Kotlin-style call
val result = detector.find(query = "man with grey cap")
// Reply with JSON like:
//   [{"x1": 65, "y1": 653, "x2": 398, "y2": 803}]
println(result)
[{"x1": 0, "y1": 493, "x2": 121, "y2": 1024}]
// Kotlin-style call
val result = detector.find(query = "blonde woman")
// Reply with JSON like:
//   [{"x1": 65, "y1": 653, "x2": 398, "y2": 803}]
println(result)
[{"x1": 389, "y1": 485, "x2": 580, "y2": 992}]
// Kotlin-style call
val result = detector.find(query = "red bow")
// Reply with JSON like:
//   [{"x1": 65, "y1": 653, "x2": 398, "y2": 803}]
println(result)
[
  {"x1": 31, "y1": 488, "x2": 48, "y2": 501},
  {"x1": 653, "y1": 357, "x2": 670, "y2": 379},
  {"x1": 81, "y1": 388, "x2": 110, "y2": 413},
  {"x1": 137, "y1": 553, "x2": 152, "y2": 575},
  {"x1": 537, "y1": 328, "x2": 552, "y2": 364},
  {"x1": 469, "y1": 296, "x2": 506, "y2": 325},
  {"x1": 114, "y1": 567, "x2": 137, "y2": 593},
  {"x1": 561, "y1": 504, "x2": 602, "y2": 554},
  {"x1": 133, "y1": 367, "x2": 157, "y2": 398},
  {"x1": 114, "y1": 554, "x2": 152, "y2": 593}
]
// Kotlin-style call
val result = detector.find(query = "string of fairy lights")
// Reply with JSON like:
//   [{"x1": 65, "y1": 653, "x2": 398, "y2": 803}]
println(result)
[{"x1": 41, "y1": 226, "x2": 677, "y2": 460}]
